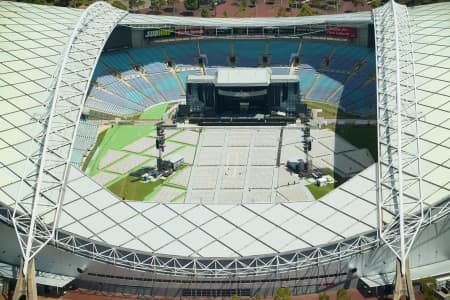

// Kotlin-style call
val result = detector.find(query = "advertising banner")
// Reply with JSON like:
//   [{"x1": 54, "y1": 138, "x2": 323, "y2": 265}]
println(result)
[{"x1": 325, "y1": 26, "x2": 357, "y2": 38}]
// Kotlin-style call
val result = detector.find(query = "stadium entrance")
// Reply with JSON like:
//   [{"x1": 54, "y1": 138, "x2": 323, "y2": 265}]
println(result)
[{"x1": 184, "y1": 68, "x2": 301, "y2": 125}]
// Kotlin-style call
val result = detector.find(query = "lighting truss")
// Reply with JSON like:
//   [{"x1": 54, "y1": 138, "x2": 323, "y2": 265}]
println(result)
[
  {"x1": 373, "y1": 1, "x2": 423, "y2": 275},
  {"x1": 11, "y1": 2, "x2": 127, "y2": 275}
]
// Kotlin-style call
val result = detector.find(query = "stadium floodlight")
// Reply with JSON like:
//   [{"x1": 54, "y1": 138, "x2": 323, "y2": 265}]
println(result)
[
  {"x1": 373, "y1": 2, "x2": 423, "y2": 300},
  {"x1": 10, "y1": 2, "x2": 127, "y2": 297}
]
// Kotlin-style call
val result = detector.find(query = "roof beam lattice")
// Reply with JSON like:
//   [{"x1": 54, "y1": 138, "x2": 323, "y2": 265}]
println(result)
[
  {"x1": 373, "y1": 1, "x2": 423, "y2": 275},
  {"x1": 11, "y1": 2, "x2": 127, "y2": 275}
]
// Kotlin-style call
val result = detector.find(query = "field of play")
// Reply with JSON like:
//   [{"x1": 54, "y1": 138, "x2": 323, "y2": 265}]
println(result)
[{"x1": 85, "y1": 124, "x2": 198, "y2": 201}]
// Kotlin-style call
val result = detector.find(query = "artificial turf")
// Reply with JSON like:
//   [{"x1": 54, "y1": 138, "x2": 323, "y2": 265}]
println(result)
[
  {"x1": 86, "y1": 124, "x2": 155, "y2": 176},
  {"x1": 306, "y1": 182, "x2": 336, "y2": 200},
  {"x1": 303, "y1": 100, "x2": 361, "y2": 119},
  {"x1": 138, "y1": 103, "x2": 168, "y2": 120},
  {"x1": 333, "y1": 125, "x2": 378, "y2": 160},
  {"x1": 108, "y1": 176, "x2": 163, "y2": 201}
]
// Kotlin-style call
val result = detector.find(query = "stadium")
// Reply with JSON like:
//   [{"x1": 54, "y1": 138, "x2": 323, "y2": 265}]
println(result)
[{"x1": 0, "y1": 0, "x2": 449, "y2": 299}]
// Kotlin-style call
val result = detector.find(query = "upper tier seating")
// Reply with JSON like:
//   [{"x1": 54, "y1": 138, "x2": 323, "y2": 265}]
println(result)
[
  {"x1": 92, "y1": 63, "x2": 116, "y2": 86},
  {"x1": 233, "y1": 40, "x2": 266, "y2": 66},
  {"x1": 165, "y1": 41, "x2": 198, "y2": 65},
  {"x1": 198, "y1": 40, "x2": 231, "y2": 66},
  {"x1": 300, "y1": 42, "x2": 333, "y2": 68},
  {"x1": 85, "y1": 39, "x2": 376, "y2": 117},
  {"x1": 269, "y1": 40, "x2": 299, "y2": 65},
  {"x1": 330, "y1": 46, "x2": 370, "y2": 71},
  {"x1": 128, "y1": 47, "x2": 166, "y2": 65},
  {"x1": 101, "y1": 52, "x2": 134, "y2": 73}
]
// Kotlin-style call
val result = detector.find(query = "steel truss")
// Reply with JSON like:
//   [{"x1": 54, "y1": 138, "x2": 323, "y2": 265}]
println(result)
[
  {"x1": 1, "y1": 201, "x2": 448, "y2": 278},
  {"x1": 11, "y1": 2, "x2": 127, "y2": 275},
  {"x1": 373, "y1": 1, "x2": 423, "y2": 275}
]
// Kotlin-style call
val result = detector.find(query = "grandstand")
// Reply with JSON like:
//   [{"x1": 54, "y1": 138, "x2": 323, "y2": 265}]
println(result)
[
  {"x1": 82, "y1": 39, "x2": 377, "y2": 118},
  {"x1": 0, "y1": 1, "x2": 448, "y2": 299}
]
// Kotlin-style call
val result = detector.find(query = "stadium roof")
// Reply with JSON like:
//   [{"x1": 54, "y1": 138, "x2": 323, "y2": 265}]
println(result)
[
  {"x1": 119, "y1": 11, "x2": 372, "y2": 27},
  {"x1": 0, "y1": 0, "x2": 448, "y2": 277}
]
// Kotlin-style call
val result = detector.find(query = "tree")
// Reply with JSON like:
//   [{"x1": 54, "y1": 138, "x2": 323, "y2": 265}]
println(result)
[
  {"x1": 112, "y1": 0, "x2": 127, "y2": 9},
  {"x1": 277, "y1": 6, "x2": 288, "y2": 16},
  {"x1": 129, "y1": 0, "x2": 144, "y2": 9},
  {"x1": 184, "y1": 0, "x2": 199, "y2": 9},
  {"x1": 166, "y1": 0, "x2": 179, "y2": 12},
  {"x1": 223, "y1": 10, "x2": 228, "y2": 17},
  {"x1": 150, "y1": 0, "x2": 165, "y2": 10},
  {"x1": 274, "y1": 287, "x2": 291, "y2": 300},
  {"x1": 231, "y1": 295, "x2": 240, "y2": 300},
  {"x1": 336, "y1": 289, "x2": 351, "y2": 300},
  {"x1": 297, "y1": 3, "x2": 313, "y2": 16},
  {"x1": 419, "y1": 278, "x2": 438, "y2": 300},
  {"x1": 201, "y1": 6, "x2": 209, "y2": 16},
  {"x1": 370, "y1": 0, "x2": 381, "y2": 7},
  {"x1": 239, "y1": 0, "x2": 247, "y2": 11},
  {"x1": 319, "y1": 293, "x2": 330, "y2": 300},
  {"x1": 255, "y1": 293, "x2": 263, "y2": 300}
]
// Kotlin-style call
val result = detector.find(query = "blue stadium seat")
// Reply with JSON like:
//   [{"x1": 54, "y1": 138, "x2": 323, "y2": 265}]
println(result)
[
  {"x1": 233, "y1": 40, "x2": 266, "y2": 67},
  {"x1": 269, "y1": 40, "x2": 299, "y2": 65},
  {"x1": 147, "y1": 72, "x2": 184, "y2": 101},
  {"x1": 70, "y1": 120, "x2": 100, "y2": 167},
  {"x1": 86, "y1": 41, "x2": 376, "y2": 116},
  {"x1": 128, "y1": 47, "x2": 166, "y2": 65},
  {"x1": 126, "y1": 76, "x2": 165, "y2": 104},
  {"x1": 165, "y1": 41, "x2": 198, "y2": 65},
  {"x1": 199, "y1": 40, "x2": 231, "y2": 66},
  {"x1": 308, "y1": 74, "x2": 343, "y2": 101},
  {"x1": 330, "y1": 45, "x2": 370, "y2": 71},
  {"x1": 300, "y1": 41, "x2": 333, "y2": 68},
  {"x1": 101, "y1": 52, "x2": 133, "y2": 72}
]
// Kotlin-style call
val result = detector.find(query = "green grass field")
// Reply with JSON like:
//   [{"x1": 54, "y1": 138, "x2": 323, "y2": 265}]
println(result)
[
  {"x1": 306, "y1": 182, "x2": 335, "y2": 200},
  {"x1": 86, "y1": 124, "x2": 155, "y2": 176},
  {"x1": 306, "y1": 168, "x2": 344, "y2": 200},
  {"x1": 108, "y1": 164, "x2": 189, "y2": 201},
  {"x1": 304, "y1": 100, "x2": 361, "y2": 119},
  {"x1": 332, "y1": 125, "x2": 378, "y2": 160},
  {"x1": 138, "y1": 103, "x2": 168, "y2": 120},
  {"x1": 82, "y1": 128, "x2": 107, "y2": 171},
  {"x1": 108, "y1": 176, "x2": 163, "y2": 201}
]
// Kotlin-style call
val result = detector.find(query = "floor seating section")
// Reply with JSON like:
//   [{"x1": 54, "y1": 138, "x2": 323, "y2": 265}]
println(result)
[
  {"x1": 85, "y1": 40, "x2": 376, "y2": 117},
  {"x1": 70, "y1": 120, "x2": 99, "y2": 167}
]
